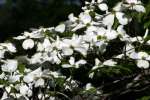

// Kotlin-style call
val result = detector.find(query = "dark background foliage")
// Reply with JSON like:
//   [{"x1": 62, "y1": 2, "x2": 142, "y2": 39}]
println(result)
[
  {"x1": 0, "y1": 0, "x2": 149, "y2": 41},
  {"x1": 0, "y1": 0, "x2": 85, "y2": 41}
]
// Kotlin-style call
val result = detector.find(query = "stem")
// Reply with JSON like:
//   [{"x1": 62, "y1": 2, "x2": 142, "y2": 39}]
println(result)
[{"x1": 56, "y1": 92, "x2": 72, "y2": 100}]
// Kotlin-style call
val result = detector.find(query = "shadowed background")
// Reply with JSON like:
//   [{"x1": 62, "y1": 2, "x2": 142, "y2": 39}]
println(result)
[
  {"x1": 0, "y1": 0, "x2": 85, "y2": 41},
  {"x1": 0, "y1": 0, "x2": 149, "y2": 42}
]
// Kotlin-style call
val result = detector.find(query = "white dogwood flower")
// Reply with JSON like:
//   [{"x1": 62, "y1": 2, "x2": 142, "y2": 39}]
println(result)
[
  {"x1": 1, "y1": 43, "x2": 16, "y2": 53},
  {"x1": 61, "y1": 34, "x2": 89, "y2": 56},
  {"x1": 29, "y1": 52, "x2": 43, "y2": 64},
  {"x1": 20, "y1": 84, "x2": 32, "y2": 96},
  {"x1": 105, "y1": 29, "x2": 118, "y2": 40},
  {"x1": 1, "y1": 60, "x2": 18, "y2": 73},
  {"x1": 34, "y1": 78, "x2": 45, "y2": 87},
  {"x1": 79, "y1": 12, "x2": 92, "y2": 24},
  {"x1": 23, "y1": 67, "x2": 47, "y2": 88},
  {"x1": 62, "y1": 57, "x2": 86, "y2": 68}
]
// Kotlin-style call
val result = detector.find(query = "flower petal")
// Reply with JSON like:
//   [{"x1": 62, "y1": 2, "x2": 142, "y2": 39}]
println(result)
[
  {"x1": 133, "y1": 5, "x2": 145, "y2": 13},
  {"x1": 137, "y1": 60, "x2": 149, "y2": 69},
  {"x1": 55, "y1": 24, "x2": 66, "y2": 33},
  {"x1": 116, "y1": 12, "x2": 128, "y2": 25},
  {"x1": 22, "y1": 39, "x2": 34, "y2": 50},
  {"x1": 102, "y1": 14, "x2": 115, "y2": 28},
  {"x1": 98, "y1": 3, "x2": 108, "y2": 11}
]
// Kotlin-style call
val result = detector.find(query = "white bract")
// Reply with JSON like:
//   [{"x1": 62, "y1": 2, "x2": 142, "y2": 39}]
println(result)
[
  {"x1": 92, "y1": 58, "x2": 102, "y2": 70},
  {"x1": 132, "y1": 5, "x2": 145, "y2": 12},
  {"x1": 20, "y1": 84, "x2": 32, "y2": 96},
  {"x1": 98, "y1": 3, "x2": 108, "y2": 11},
  {"x1": 85, "y1": 83, "x2": 93, "y2": 91},
  {"x1": 79, "y1": 12, "x2": 92, "y2": 24},
  {"x1": 125, "y1": 0, "x2": 145, "y2": 13},
  {"x1": 138, "y1": 52, "x2": 149, "y2": 59},
  {"x1": 147, "y1": 40, "x2": 150, "y2": 45},
  {"x1": 23, "y1": 67, "x2": 43, "y2": 83},
  {"x1": 116, "y1": 12, "x2": 128, "y2": 25},
  {"x1": 9, "y1": 75, "x2": 20, "y2": 83},
  {"x1": 105, "y1": 29, "x2": 118, "y2": 40},
  {"x1": 29, "y1": 52, "x2": 43, "y2": 64},
  {"x1": 103, "y1": 59, "x2": 117, "y2": 66},
  {"x1": 102, "y1": 14, "x2": 115, "y2": 28},
  {"x1": 62, "y1": 57, "x2": 86, "y2": 68},
  {"x1": 55, "y1": 24, "x2": 66, "y2": 33},
  {"x1": 0, "y1": 72, "x2": 5, "y2": 79},
  {"x1": 1, "y1": 43, "x2": 17, "y2": 53},
  {"x1": 97, "y1": 0, "x2": 103, "y2": 3},
  {"x1": 14, "y1": 30, "x2": 44, "y2": 40},
  {"x1": 126, "y1": 0, "x2": 138, "y2": 4},
  {"x1": 113, "y1": 2, "x2": 122, "y2": 11},
  {"x1": 22, "y1": 39, "x2": 34, "y2": 50},
  {"x1": 60, "y1": 34, "x2": 89, "y2": 56},
  {"x1": 137, "y1": 60, "x2": 149, "y2": 69},
  {"x1": 68, "y1": 13, "x2": 78, "y2": 22},
  {"x1": 124, "y1": 44, "x2": 135, "y2": 55},
  {"x1": 34, "y1": 78, "x2": 45, "y2": 87},
  {"x1": 72, "y1": 23, "x2": 86, "y2": 31},
  {"x1": 62, "y1": 47, "x2": 74, "y2": 56},
  {"x1": 0, "y1": 49, "x2": 5, "y2": 59},
  {"x1": 23, "y1": 74, "x2": 34, "y2": 83}
]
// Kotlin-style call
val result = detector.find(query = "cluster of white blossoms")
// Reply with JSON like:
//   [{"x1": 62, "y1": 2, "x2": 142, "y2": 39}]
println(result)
[{"x1": 0, "y1": 0, "x2": 149, "y2": 99}]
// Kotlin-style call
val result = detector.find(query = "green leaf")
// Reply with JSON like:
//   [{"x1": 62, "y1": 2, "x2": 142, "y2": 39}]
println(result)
[
  {"x1": 81, "y1": 87, "x2": 97, "y2": 94},
  {"x1": 55, "y1": 77, "x2": 65, "y2": 87},
  {"x1": 18, "y1": 64, "x2": 25, "y2": 74},
  {"x1": 0, "y1": 79, "x2": 7, "y2": 84},
  {"x1": 138, "y1": 96, "x2": 150, "y2": 100}
]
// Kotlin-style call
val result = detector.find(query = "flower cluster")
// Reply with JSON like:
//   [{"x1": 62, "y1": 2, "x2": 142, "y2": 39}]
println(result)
[{"x1": 0, "y1": 0, "x2": 149, "y2": 99}]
